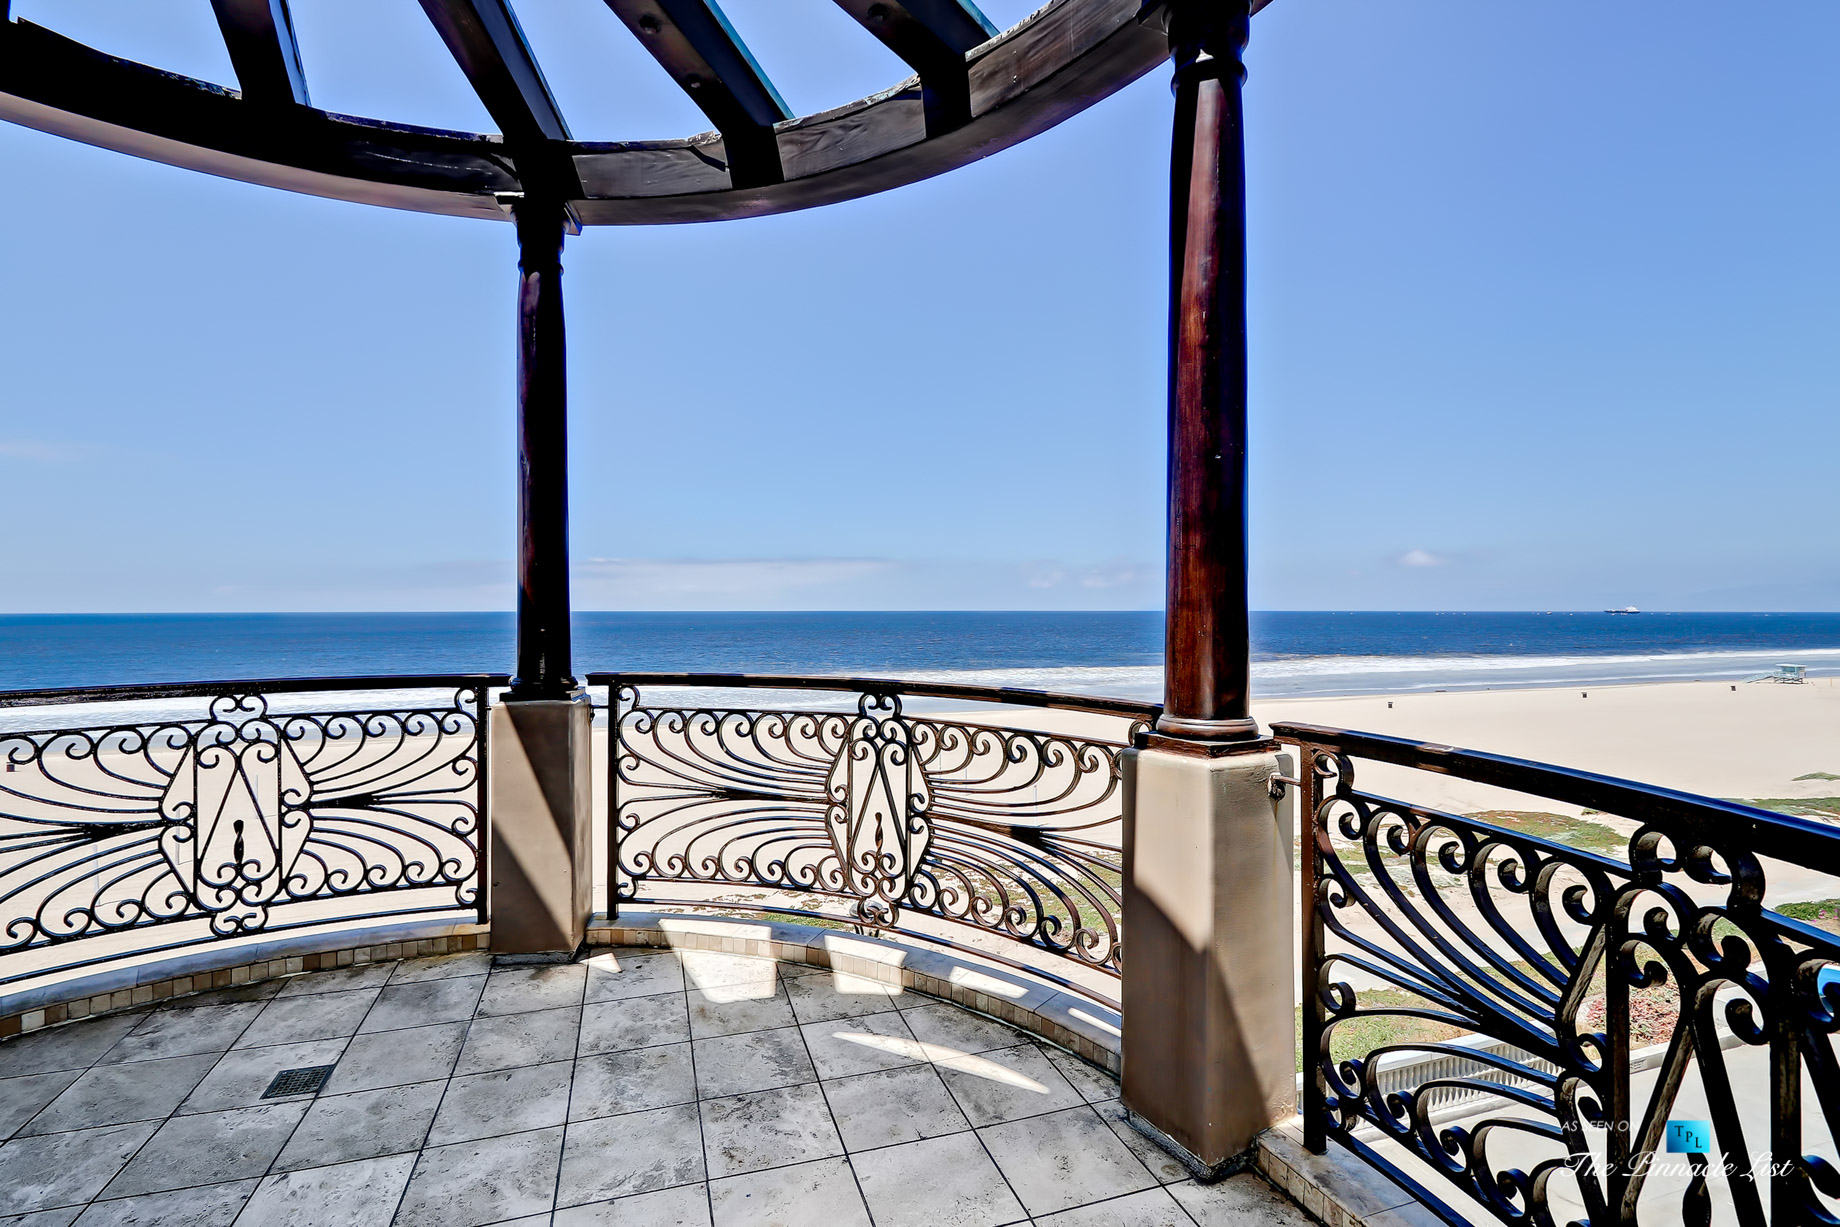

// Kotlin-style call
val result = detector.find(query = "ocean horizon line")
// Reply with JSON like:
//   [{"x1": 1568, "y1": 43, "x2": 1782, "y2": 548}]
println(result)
[
  {"x1": 6, "y1": 610, "x2": 1840, "y2": 700},
  {"x1": 5, "y1": 609, "x2": 1840, "y2": 617}
]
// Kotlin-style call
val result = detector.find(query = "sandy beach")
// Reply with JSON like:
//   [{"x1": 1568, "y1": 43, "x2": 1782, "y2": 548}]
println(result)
[
  {"x1": 588, "y1": 674, "x2": 1840, "y2": 1011},
  {"x1": 915, "y1": 673, "x2": 1840, "y2": 817},
  {"x1": 604, "y1": 673, "x2": 1840, "y2": 886},
  {"x1": 1255, "y1": 675, "x2": 1840, "y2": 813}
]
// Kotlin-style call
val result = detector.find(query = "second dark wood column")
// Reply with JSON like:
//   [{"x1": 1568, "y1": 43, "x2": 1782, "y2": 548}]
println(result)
[
  {"x1": 507, "y1": 196, "x2": 575, "y2": 701},
  {"x1": 1124, "y1": 2, "x2": 1295, "y2": 1178},
  {"x1": 1157, "y1": 0, "x2": 1257, "y2": 742}
]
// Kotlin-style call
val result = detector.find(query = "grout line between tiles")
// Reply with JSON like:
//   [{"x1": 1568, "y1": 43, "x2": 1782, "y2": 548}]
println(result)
[
  {"x1": 245, "y1": 969, "x2": 399, "y2": 1218},
  {"x1": 39, "y1": 963, "x2": 319, "y2": 1222},
  {"x1": 1052, "y1": 1181, "x2": 1198, "y2": 1225},
  {"x1": 964, "y1": 1102, "x2": 1034, "y2": 1223},
  {"x1": 678, "y1": 983, "x2": 717, "y2": 1227},
  {"x1": 781, "y1": 959, "x2": 876, "y2": 1227},
  {"x1": 545, "y1": 958, "x2": 591, "y2": 1216},
  {"x1": 375, "y1": 957, "x2": 470, "y2": 1227}
]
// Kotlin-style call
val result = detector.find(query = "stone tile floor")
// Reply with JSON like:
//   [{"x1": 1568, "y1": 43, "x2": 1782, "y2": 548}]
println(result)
[{"x1": 0, "y1": 948, "x2": 1311, "y2": 1227}]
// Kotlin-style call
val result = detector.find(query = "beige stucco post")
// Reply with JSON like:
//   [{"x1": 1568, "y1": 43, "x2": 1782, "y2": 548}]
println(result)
[
  {"x1": 488, "y1": 696, "x2": 594, "y2": 955},
  {"x1": 1121, "y1": 740, "x2": 1296, "y2": 1177}
]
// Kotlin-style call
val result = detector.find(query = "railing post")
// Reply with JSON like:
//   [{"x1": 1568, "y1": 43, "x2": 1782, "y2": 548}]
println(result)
[
  {"x1": 1120, "y1": 0, "x2": 1294, "y2": 1180},
  {"x1": 1770, "y1": 959, "x2": 1802, "y2": 1224},
  {"x1": 490, "y1": 194, "x2": 593, "y2": 957},
  {"x1": 1298, "y1": 743, "x2": 1325, "y2": 1153},
  {"x1": 474, "y1": 683, "x2": 492, "y2": 927},
  {"x1": 606, "y1": 676, "x2": 621, "y2": 923},
  {"x1": 1606, "y1": 887, "x2": 1632, "y2": 1216}
]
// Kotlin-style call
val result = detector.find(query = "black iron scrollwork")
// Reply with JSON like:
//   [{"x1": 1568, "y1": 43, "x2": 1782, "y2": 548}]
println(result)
[
  {"x1": 610, "y1": 681, "x2": 1138, "y2": 977},
  {"x1": 0, "y1": 685, "x2": 487, "y2": 984},
  {"x1": 1285, "y1": 731, "x2": 1840, "y2": 1227}
]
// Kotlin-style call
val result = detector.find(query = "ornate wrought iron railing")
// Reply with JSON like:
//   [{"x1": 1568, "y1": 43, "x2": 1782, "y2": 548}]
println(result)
[
  {"x1": 1275, "y1": 721, "x2": 1840, "y2": 1227},
  {"x1": 0, "y1": 674, "x2": 503, "y2": 989},
  {"x1": 589, "y1": 672, "x2": 1156, "y2": 999}
]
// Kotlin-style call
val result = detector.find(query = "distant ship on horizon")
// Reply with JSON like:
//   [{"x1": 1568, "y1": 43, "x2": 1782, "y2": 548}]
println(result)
[{"x1": 1605, "y1": 606, "x2": 1641, "y2": 614}]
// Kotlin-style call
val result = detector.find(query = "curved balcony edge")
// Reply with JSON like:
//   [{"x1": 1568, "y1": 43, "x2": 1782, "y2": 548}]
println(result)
[
  {"x1": 589, "y1": 910, "x2": 1123, "y2": 1075},
  {"x1": 0, "y1": 914, "x2": 488, "y2": 1040},
  {"x1": 0, "y1": 908, "x2": 1122, "y2": 1084}
]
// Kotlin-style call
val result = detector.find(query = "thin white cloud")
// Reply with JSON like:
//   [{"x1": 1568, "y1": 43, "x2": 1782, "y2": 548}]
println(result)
[
  {"x1": 570, "y1": 557, "x2": 1160, "y2": 611},
  {"x1": 1396, "y1": 549, "x2": 1451, "y2": 568},
  {"x1": 0, "y1": 440, "x2": 70, "y2": 461},
  {"x1": 0, "y1": 555, "x2": 1163, "y2": 613},
  {"x1": 1080, "y1": 561, "x2": 1153, "y2": 590},
  {"x1": 1022, "y1": 560, "x2": 1152, "y2": 591},
  {"x1": 574, "y1": 558, "x2": 893, "y2": 599}
]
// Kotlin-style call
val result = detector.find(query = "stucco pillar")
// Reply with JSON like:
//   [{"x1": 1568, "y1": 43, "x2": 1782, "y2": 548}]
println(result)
[
  {"x1": 489, "y1": 696, "x2": 593, "y2": 955},
  {"x1": 1122, "y1": 740, "x2": 1296, "y2": 1177}
]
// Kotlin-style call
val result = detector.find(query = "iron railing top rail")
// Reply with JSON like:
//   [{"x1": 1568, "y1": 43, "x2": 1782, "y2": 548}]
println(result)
[
  {"x1": 1272, "y1": 719, "x2": 1840, "y2": 873},
  {"x1": 588, "y1": 671, "x2": 1163, "y2": 722},
  {"x1": 0, "y1": 673, "x2": 512, "y2": 710}
]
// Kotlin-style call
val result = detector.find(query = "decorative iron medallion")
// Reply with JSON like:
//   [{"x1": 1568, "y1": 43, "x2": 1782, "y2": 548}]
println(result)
[
  {"x1": 823, "y1": 694, "x2": 933, "y2": 925},
  {"x1": 611, "y1": 680, "x2": 1137, "y2": 976},
  {"x1": 159, "y1": 726, "x2": 313, "y2": 933}
]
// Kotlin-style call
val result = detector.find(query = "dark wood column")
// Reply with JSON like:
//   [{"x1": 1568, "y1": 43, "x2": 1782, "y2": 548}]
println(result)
[
  {"x1": 1157, "y1": 0, "x2": 1258, "y2": 742},
  {"x1": 506, "y1": 196, "x2": 575, "y2": 701},
  {"x1": 1122, "y1": 12, "x2": 1296, "y2": 1173}
]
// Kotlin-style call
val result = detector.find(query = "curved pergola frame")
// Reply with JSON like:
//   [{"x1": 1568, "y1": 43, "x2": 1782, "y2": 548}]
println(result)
[
  {"x1": 0, "y1": 0, "x2": 1272, "y2": 731},
  {"x1": 0, "y1": 0, "x2": 1259, "y2": 226},
  {"x1": 2, "y1": 0, "x2": 1293, "y2": 1172},
  {"x1": 0, "y1": 0, "x2": 1271, "y2": 730}
]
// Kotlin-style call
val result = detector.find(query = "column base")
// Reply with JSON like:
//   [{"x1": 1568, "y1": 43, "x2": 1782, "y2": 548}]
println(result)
[
  {"x1": 1144, "y1": 732, "x2": 1279, "y2": 757},
  {"x1": 1152, "y1": 713, "x2": 1262, "y2": 740},
  {"x1": 490, "y1": 951, "x2": 581, "y2": 966},
  {"x1": 1123, "y1": 1107, "x2": 1257, "y2": 1183}
]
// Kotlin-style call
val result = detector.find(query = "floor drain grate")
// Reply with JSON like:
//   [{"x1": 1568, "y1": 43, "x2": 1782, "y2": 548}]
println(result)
[{"x1": 262, "y1": 1065, "x2": 335, "y2": 1099}]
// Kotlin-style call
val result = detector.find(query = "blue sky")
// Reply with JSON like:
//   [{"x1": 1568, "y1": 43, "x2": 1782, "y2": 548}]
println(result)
[{"x1": 2, "y1": 1, "x2": 1838, "y2": 613}]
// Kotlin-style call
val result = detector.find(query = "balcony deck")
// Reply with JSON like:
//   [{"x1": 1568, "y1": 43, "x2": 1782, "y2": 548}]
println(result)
[
  {"x1": 7, "y1": 670, "x2": 1835, "y2": 1224},
  {"x1": 0, "y1": 944, "x2": 1307, "y2": 1227}
]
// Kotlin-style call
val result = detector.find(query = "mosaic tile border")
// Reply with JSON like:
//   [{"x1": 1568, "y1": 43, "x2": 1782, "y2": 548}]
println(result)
[{"x1": 0, "y1": 931, "x2": 488, "y2": 1041}]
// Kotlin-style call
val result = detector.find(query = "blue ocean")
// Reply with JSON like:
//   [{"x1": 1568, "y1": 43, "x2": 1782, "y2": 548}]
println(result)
[{"x1": 4, "y1": 611, "x2": 1840, "y2": 701}]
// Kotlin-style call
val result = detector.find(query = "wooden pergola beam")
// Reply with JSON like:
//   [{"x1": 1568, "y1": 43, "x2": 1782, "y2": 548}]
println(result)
[
  {"x1": 419, "y1": 0, "x2": 570, "y2": 145},
  {"x1": 208, "y1": 0, "x2": 309, "y2": 108},
  {"x1": 0, "y1": 20, "x2": 517, "y2": 219},
  {"x1": 832, "y1": 0, "x2": 995, "y2": 134},
  {"x1": 0, "y1": 0, "x2": 1225, "y2": 225},
  {"x1": 600, "y1": 0, "x2": 789, "y2": 188}
]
